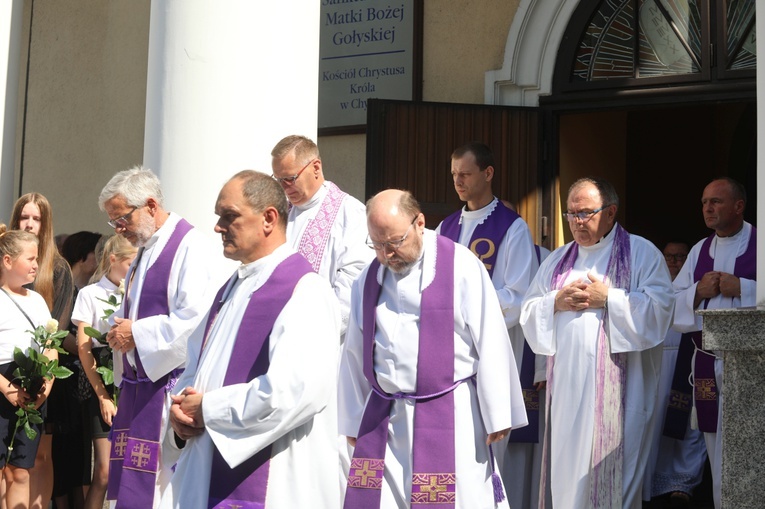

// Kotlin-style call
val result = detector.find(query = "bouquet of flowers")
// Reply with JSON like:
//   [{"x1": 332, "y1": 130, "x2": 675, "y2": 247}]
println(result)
[
  {"x1": 83, "y1": 280, "x2": 124, "y2": 389},
  {"x1": 10, "y1": 319, "x2": 73, "y2": 445}
]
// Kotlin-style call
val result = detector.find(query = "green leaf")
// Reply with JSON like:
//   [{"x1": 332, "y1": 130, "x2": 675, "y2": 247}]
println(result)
[
  {"x1": 50, "y1": 366, "x2": 73, "y2": 379},
  {"x1": 27, "y1": 412, "x2": 43, "y2": 425},
  {"x1": 96, "y1": 366, "x2": 114, "y2": 386},
  {"x1": 84, "y1": 327, "x2": 103, "y2": 339},
  {"x1": 23, "y1": 420, "x2": 37, "y2": 440}
]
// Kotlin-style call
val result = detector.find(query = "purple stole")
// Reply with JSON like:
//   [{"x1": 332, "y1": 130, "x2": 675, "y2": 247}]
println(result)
[
  {"x1": 345, "y1": 236, "x2": 459, "y2": 509},
  {"x1": 441, "y1": 202, "x2": 539, "y2": 443},
  {"x1": 664, "y1": 227, "x2": 757, "y2": 435},
  {"x1": 108, "y1": 218, "x2": 193, "y2": 508},
  {"x1": 196, "y1": 253, "x2": 311, "y2": 509},
  {"x1": 297, "y1": 182, "x2": 347, "y2": 273},
  {"x1": 540, "y1": 224, "x2": 631, "y2": 509}
]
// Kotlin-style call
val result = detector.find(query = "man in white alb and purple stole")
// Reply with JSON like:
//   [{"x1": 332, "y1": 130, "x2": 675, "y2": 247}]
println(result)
[
  {"x1": 670, "y1": 177, "x2": 755, "y2": 509},
  {"x1": 159, "y1": 171, "x2": 341, "y2": 509},
  {"x1": 521, "y1": 178, "x2": 673, "y2": 509},
  {"x1": 437, "y1": 142, "x2": 546, "y2": 509},
  {"x1": 99, "y1": 167, "x2": 221, "y2": 509},
  {"x1": 271, "y1": 135, "x2": 373, "y2": 501},
  {"x1": 339, "y1": 189, "x2": 528, "y2": 509}
]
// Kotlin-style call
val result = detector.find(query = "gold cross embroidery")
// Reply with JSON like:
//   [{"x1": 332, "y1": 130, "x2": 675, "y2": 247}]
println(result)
[
  {"x1": 354, "y1": 460, "x2": 377, "y2": 487},
  {"x1": 418, "y1": 476, "x2": 447, "y2": 502},
  {"x1": 113, "y1": 432, "x2": 128, "y2": 457},
  {"x1": 130, "y1": 443, "x2": 152, "y2": 468}
]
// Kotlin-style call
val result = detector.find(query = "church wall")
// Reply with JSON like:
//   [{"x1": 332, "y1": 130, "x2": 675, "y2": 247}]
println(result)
[
  {"x1": 11, "y1": 0, "x2": 520, "y2": 232},
  {"x1": 13, "y1": 0, "x2": 150, "y2": 235},
  {"x1": 318, "y1": 0, "x2": 521, "y2": 203}
]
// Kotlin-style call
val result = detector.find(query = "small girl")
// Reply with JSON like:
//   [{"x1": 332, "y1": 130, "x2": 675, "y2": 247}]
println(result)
[
  {"x1": 71, "y1": 234, "x2": 137, "y2": 509},
  {"x1": 0, "y1": 225, "x2": 56, "y2": 508}
]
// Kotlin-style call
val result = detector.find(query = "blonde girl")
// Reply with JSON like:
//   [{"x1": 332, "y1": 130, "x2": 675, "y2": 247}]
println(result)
[
  {"x1": 0, "y1": 225, "x2": 57, "y2": 508},
  {"x1": 71, "y1": 235, "x2": 136, "y2": 509}
]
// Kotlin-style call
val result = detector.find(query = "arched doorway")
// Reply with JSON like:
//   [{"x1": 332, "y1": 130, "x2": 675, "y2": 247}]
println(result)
[{"x1": 488, "y1": 0, "x2": 756, "y2": 249}]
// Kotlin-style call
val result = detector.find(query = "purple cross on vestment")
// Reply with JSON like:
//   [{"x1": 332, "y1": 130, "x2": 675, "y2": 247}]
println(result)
[
  {"x1": 344, "y1": 235, "x2": 458, "y2": 509},
  {"x1": 665, "y1": 227, "x2": 757, "y2": 436},
  {"x1": 107, "y1": 218, "x2": 192, "y2": 509}
]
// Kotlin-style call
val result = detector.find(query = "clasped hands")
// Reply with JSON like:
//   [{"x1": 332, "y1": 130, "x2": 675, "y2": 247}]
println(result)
[
  {"x1": 106, "y1": 317, "x2": 136, "y2": 353},
  {"x1": 169, "y1": 386, "x2": 205, "y2": 441},
  {"x1": 554, "y1": 272, "x2": 608, "y2": 312},
  {"x1": 696, "y1": 271, "x2": 740, "y2": 307}
]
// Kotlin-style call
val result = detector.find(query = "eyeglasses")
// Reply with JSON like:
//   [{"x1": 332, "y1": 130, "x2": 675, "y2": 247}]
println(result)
[
  {"x1": 107, "y1": 207, "x2": 138, "y2": 229},
  {"x1": 562, "y1": 206, "x2": 608, "y2": 223},
  {"x1": 664, "y1": 253, "x2": 688, "y2": 262},
  {"x1": 273, "y1": 159, "x2": 316, "y2": 186},
  {"x1": 366, "y1": 216, "x2": 418, "y2": 251}
]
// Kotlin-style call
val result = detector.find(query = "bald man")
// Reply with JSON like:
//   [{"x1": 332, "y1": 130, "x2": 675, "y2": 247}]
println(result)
[{"x1": 338, "y1": 189, "x2": 527, "y2": 509}]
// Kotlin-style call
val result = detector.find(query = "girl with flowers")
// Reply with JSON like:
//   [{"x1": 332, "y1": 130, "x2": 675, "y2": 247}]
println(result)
[
  {"x1": 71, "y1": 235, "x2": 136, "y2": 509},
  {"x1": 0, "y1": 225, "x2": 58, "y2": 508}
]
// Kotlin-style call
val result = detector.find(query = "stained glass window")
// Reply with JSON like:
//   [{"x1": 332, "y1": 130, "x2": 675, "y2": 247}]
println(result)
[{"x1": 571, "y1": 0, "x2": 755, "y2": 83}]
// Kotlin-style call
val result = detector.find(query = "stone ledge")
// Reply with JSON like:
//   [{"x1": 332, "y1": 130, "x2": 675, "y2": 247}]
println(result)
[{"x1": 698, "y1": 307, "x2": 765, "y2": 350}]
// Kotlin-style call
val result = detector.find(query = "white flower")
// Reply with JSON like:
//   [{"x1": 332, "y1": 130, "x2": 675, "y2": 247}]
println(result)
[
  {"x1": 118, "y1": 279, "x2": 125, "y2": 295},
  {"x1": 44, "y1": 319, "x2": 59, "y2": 334}
]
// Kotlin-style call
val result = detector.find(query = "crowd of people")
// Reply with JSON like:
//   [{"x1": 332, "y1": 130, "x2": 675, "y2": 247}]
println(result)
[{"x1": 0, "y1": 135, "x2": 754, "y2": 509}]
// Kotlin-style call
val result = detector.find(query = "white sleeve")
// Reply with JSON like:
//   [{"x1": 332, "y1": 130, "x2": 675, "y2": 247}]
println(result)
[
  {"x1": 202, "y1": 274, "x2": 341, "y2": 468},
  {"x1": 131, "y1": 232, "x2": 222, "y2": 381},
  {"x1": 605, "y1": 237, "x2": 674, "y2": 353}
]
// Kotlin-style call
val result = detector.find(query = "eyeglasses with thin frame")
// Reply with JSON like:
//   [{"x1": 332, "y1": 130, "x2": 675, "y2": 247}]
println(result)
[
  {"x1": 664, "y1": 253, "x2": 688, "y2": 262},
  {"x1": 107, "y1": 206, "x2": 138, "y2": 229},
  {"x1": 273, "y1": 159, "x2": 316, "y2": 186},
  {"x1": 562, "y1": 205, "x2": 608, "y2": 223},
  {"x1": 366, "y1": 216, "x2": 418, "y2": 251}
]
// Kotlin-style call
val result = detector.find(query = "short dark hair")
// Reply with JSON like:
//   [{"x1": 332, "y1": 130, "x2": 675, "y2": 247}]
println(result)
[
  {"x1": 451, "y1": 142, "x2": 495, "y2": 171},
  {"x1": 61, "y1": 231, "x2": 102, "y2": 266},
  {"x1": 711, "y1": 177, "x2": 747, "y2": 206},
  {"x1": 229, "y1": 170, "x2": 289, "y2": 229}
]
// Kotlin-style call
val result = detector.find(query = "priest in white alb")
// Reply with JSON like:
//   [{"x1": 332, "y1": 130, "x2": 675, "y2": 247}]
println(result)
[
  {"x1": 158, "y1": 171, "x2": 341, "y2": 509},
  {"x1": 520, "y1": 177, "x2": 673, "y2": 509},
  {"x1": 339, "y1": 189, "x2": 528, "y2": 509}
]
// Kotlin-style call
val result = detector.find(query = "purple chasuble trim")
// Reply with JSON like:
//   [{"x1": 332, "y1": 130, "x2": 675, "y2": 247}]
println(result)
[
  {"x1": 667, "y1": 227, "x2": 757, "y2": 434},
  {"x1": 540, "y1": 224, "x2": 631, "y2": 509},
  {"x1": 205, "y1": 253, "x2": 312, "y2": 509},
  {"x1": 344, "y1": 236, "x2": 458, "y2": 509},
  {"x1": 108, "y1": 218, "x2": 193, "y2": 509},
  {"x1": 297, "y1": 182, "x2": 347, "y2": 273}
]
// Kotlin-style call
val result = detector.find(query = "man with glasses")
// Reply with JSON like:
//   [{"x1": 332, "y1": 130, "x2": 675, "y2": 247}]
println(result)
[
  {"x1": 271, "y1": 135, "x2": 372, "y2": 334},
  {"x1": 271, "y1": 134, "x2": 372, "y2": 497},
  {"x1": 98, "y1": 166, "x2": 221, "y2": 509},
  {"x1": 339, "y1": 189, "x2": 528, "y2": 509},
  {"x1": 521, "y1": 177, "x2": 673, "y2": 509},
  {"x1": 159, "y1": 171, "x2": 341, "y2": 508},
  {"x1": 436, "y1": 142, "x2": 544, "y2": 509},
  {"x1": 671, "y1": 177, "x2": 756, "y2": 509}
]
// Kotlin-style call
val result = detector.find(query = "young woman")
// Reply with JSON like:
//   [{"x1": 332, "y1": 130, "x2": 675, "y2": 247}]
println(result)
[
  {"x1": 71, "y1": 235, "x2": 136, "y2": 509},
  {"x1": 11, "y1": 193, "x2": 75, "y2": 509},
  {"x1": 0, "y1": 226, "x2": 57, "y2": 509}
]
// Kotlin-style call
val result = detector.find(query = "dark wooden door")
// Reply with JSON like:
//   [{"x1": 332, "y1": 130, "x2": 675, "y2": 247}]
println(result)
[{"x1": 365, "y1": 99, "x2": 546, "y2": 242}]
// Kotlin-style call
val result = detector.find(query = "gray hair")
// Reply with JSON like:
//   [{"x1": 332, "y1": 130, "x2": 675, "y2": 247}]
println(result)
[
  {"x1": 98, "y1": 166, "x2": 164, "y2": 210},
  {"x1": 568, "y1": 177, "x2": 620, "y2": 209},
  {"x1": 229, "y1": 170, "x2": 289, "y2": 229},
  {"x1": 270, "y1": 135, "x2": 320, "y2": 164}
]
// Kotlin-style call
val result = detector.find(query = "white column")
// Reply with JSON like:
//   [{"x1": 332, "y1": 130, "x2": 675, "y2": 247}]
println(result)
[
  {"x1": 0, "y1": 0, "x2": 23, "y2": 221},
  {"x1": 758, "y1": 0, "x2": 765, "y2": 307},
  {"x1": 143, "y1": 0, "x2": 320, "y2": 236}
]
